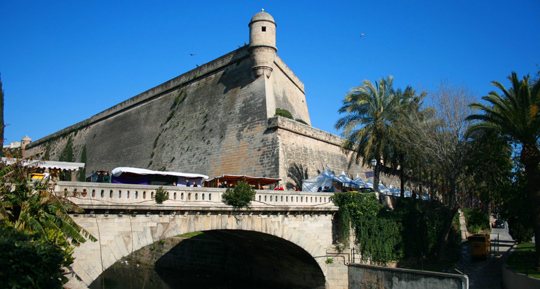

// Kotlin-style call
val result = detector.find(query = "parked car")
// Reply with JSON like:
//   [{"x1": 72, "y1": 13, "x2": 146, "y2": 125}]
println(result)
[{"x1": 493, "y1": 219, "x2": 505, "y2": 229}]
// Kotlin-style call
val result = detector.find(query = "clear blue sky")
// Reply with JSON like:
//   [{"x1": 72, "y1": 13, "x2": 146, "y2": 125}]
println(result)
[{"x1": 1, "y1": 0, "x2": 539, "y2": 145}]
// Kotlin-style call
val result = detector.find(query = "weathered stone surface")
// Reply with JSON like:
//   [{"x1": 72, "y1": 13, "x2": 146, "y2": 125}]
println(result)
[
  {"x1": 24, "y1": 11, "x2": 388, "y2": 187},
  {"x1": 67, "y1": 211, "x2": 347, "y2": 289}
]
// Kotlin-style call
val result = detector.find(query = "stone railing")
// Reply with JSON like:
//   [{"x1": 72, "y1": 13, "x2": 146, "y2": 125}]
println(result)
[{"x1": 54, "y1": 181, "x2": 337, "y2": 212}]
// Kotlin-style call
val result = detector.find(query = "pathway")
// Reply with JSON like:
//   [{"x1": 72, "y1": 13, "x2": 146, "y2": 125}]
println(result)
[{"x1": 456, "y1": 224, "x2": 515, "y2": 289}]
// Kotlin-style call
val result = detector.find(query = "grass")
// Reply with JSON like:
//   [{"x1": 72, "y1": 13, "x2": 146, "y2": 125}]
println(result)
[
  {"x1": 177, "y1": 231, "x2": 203, "y2": 239},
  {"x1": 507, "y1": 242, "x2": 540, "y2": 279}
]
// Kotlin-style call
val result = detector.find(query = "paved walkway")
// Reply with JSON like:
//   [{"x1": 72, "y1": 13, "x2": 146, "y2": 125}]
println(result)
[{"x1": 456, "y1": 225, "x2": 515, "y2": 289}]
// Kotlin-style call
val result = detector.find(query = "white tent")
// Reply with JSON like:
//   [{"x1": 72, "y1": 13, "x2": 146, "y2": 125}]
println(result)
[
  {"x1": 352, "y1": 174, "x2": 368, "y2": 188},
  {"x1": 302, "y1": 168, "x2": 336, "y2": 192},
  {"x1": 335, "y1": 171, "x2": 354, "y2": 188}
]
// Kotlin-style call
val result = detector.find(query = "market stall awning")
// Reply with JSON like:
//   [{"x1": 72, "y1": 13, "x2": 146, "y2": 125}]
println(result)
[
  {"x1": 2, "y1": 158, "x2": 85, "y2": 171},
  {"x1": 207, "y1": 174, "x2": 281, "y2": 186},
  {"x1": 111, "y1": 167, "x2": 208, "y2": 179}
]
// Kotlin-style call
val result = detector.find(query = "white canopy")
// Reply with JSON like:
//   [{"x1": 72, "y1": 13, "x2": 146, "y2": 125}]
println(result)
[
  {"x1": 111, "y1": 167, "x2": 208, "y2": 180},
  {"x1": 302, "y1": 168, "x2": 336, "y2": 192},
  {"x1": 2, "y1": 158, "x2": 85, "y2": 171}
]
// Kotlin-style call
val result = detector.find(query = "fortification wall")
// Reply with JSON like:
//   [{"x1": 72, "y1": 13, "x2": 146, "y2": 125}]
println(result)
[
  {"x1": 26, "y1": 47, "x2": 280, "y2": 178},
  {"x1": 269, "y1": 56, "x2": 311, "y2": 125},
  {"x1": 271, "y1": 117, "x2": 399, "y2": 188}
]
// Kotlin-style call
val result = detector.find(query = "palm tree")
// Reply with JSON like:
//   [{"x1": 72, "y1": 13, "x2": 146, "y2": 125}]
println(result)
[
  {"x1": 466, "y1": 72, "x2": 540, "y2": 267},
  {"x1": 335, "y1": 76, "x2": 403, "y2": 192},
  {"x1": 287, "y1": 163, "x2": 308, "y2": 190},
  {"x1": 0, "y1": 161, "x2": 95, "y2": 247}
]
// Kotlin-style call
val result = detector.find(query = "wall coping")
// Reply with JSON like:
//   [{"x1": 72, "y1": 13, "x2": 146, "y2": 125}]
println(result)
[
  {"x1": 274, "y1": 56, "x2": 305, "y2": 93},
  {"x1": 267, "y1": 116, "x2": 344, "y2": 147}
]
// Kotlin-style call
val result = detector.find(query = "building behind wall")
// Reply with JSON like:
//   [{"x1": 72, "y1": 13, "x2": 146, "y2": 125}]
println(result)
[{"x1": 25, "y1": 11, "x2": 377, "y2": 184}]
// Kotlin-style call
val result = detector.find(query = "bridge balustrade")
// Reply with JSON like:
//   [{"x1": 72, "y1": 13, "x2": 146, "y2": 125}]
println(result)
[{"x1": 54, "y1": 181, "x2": 336, "y2": 211}]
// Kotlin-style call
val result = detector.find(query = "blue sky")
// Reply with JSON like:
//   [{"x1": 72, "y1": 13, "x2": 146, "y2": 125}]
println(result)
[{"x1": 1, "y1": 0, "x2": 539, "y2": 145}]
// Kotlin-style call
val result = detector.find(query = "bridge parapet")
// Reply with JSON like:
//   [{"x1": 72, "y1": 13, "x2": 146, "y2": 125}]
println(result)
[{"x1": 54, "y1": 181, "x2": 337, "y2": 212}]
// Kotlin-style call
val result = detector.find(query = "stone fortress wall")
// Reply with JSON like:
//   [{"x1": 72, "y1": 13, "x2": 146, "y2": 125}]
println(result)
[{"x1": 24, "y1": 11, "x2": 396, "y2": 187}]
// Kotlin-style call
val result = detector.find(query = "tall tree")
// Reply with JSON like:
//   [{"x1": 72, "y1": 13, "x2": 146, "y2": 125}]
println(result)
[
  {"x1": 466, "y1": 72, "x2": 540, "y2": 267},
  {"x1": 335, "y1": 76, "x2": 402, "y2": 191}
]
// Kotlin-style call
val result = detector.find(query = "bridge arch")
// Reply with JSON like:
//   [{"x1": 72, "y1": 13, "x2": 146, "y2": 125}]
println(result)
[
  {"x1": 90, "y1": 229, "x2": 326, "y2": 289},
  {"x1": 67, "y1": 211, "x2": 339, "y2": 289}
]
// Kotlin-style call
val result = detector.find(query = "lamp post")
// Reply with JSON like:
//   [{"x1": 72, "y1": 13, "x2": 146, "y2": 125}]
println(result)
[{"x1": 370, "y1": 158, "x2": 378, "y2": 192}]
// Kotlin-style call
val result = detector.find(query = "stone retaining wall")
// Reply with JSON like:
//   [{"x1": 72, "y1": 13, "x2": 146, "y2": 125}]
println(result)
[{"x1": 349, "y1": 264, "x2": 469, "y2": 289}]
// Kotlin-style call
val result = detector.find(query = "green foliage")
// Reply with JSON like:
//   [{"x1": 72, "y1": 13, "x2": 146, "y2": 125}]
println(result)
[
  {"x1": 333, "y1": 193, "x2": 459, "y2": 265},
  {"x1": 59, "y1": 137, "x2": 74, "y2": 162},
  {"x1": 43, "y1": 143, "x2": 51, "y2": 160},
  {"x1": 0, "y1": 161, "x2": 95, "y2": 287},
  {"x1": 154, "y1": 187, "x2": 169, "y2": 204},
  {"x1": 325, "y1": 257, "x2": 334, "y2": 264},
  {"x1": 275, "y1": 108, "x2": 293, "y2": 119},
  {"x1": 287, "y1": 163, "x2": 308, "y2": 189},
  {"x1": 0, "y1": 225, "x2": 68, "y2": 289},
  {"x1": 295, "y1": 118, "x2": 308, "y2": 125},
  {"x1": 222, "y1": 181, "x2": 255, "y2": 209},
  {"x1": 331, "y1": 192, "x2": 382, "y2": 247},
  {"x1": 59, "y1": 137, "x2": 74, "y2": 181},
  {"x1": 500, "y1": 173, "x2": 534, "y2": 243},
  {"x1": 507, "y1": 242, "x2": 540, "y2": 278},
  {"x1": 462, "y1": 208, "x2": 490, "y2": 234}
]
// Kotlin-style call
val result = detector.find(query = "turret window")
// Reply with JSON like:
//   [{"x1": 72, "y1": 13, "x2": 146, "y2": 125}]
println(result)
[{"x1": 262, "y1": 26, "x2": 266, "y2": 32}]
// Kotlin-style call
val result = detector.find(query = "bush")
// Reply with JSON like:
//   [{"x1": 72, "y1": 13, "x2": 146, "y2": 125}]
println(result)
[
  {"x1": 332, "y1": 193, "x2": 459, "y2": 265},
  {"x1": 295, "y1": 118, "x2": 308, "y2": 125},
  {"x1": 275, "y1": 108, "x2": 293, "y2": 119},
  {"x1": 0, "y1": 225, "x2": 67, "y2": 289},
  {"x1": 463, "y1": 208, "x2": 490, "y2": 234},
  {"x1": 222, "y1": 181, "x2": 255, "y2": 209},
  {"x1": 154, "y1": 187, "x2": 169, "y2": 204},
  {"x1": 508, "y1": 217, "x2": 533, "y2": 243}
]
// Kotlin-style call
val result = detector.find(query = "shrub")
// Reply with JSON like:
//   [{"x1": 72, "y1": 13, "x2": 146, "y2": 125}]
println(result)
[
  {"x1": 222, "y1": 181, "x2": 255, "y2": 209},
  {"x1": 463, "y1": 208, "x2": 490, "y2": 234},
  {"x1": 295, "y1": 118, "x2": 308, "y2": 125},
  {"x1": 0, "y1": 225, "x2": 67, "y2": 289},
  {"x1": 332, "y1": 193, "x2": 459, "y2": 265},
  {"x1": 154, "y1": 187, "x2": 169, "y2": 204},
  {"x1": 508, "y1": 217, "x2": 533, "y2": 243},
  {"x1": 275, "y1": 108, "x2": 293, "y2": 119}
]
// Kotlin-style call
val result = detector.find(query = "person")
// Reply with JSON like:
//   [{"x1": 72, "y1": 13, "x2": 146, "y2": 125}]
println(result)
[
  {"x1": 186, "y1": 180, "x2": 192, "y2": 187},
  {"x1": 317, "y1": 186, "x2": 322, "y2": 192},
  {"x1": 103, "y1": 172, "x2": 111, "y2": 183}
]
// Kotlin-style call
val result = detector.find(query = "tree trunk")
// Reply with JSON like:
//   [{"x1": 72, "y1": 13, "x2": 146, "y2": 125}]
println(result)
[
  {"x1": 521, "y1": 144, "x2": 540, "y2": 270},
  {"x1": 436, "y1": 207, "x2": 459, "y2": 260},
  {"x1": 400, "y1": 167, "x2": 405, "y2": 198},
  {"x1": 400, "y1": 154, "x2": 405, "y2": 198},
  {"x1": 374, "y1": 160, "x2": 380, "y2": 192}
]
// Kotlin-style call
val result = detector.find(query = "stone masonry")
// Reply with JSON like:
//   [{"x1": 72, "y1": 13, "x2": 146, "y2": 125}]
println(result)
[{"x1": 24, "y1": 11, "x2": 380, "y2": 185}]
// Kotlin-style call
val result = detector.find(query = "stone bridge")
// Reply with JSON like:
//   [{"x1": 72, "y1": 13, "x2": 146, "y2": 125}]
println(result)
[{"x1": 56, "y1": 182, "x2": 350, "y2": 289}]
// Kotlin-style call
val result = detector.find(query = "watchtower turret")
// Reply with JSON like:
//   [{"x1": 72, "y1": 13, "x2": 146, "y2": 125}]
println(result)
[{"x1": 249, "y1": 10, "x2": 277, "y2": 78}]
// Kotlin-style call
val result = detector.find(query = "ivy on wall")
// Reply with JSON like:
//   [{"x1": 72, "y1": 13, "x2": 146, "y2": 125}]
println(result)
[{"x1": 332, "y1": 192, "x2": 459, "y2": 265}]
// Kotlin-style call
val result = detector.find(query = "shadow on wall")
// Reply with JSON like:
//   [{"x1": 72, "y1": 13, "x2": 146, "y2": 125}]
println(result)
[
  {"x1": 218, "y1": 48, "x2": 255, "y2": 94},
  {"x1": 89, "y1": 230, "x2": 326, "y2": 289},
  {"x1": 155, "y1": 230, "x2": 325, "y2": 289}
]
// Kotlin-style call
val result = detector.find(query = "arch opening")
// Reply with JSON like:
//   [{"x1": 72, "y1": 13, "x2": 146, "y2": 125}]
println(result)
[{"x1": 89, "y1": 230, "x2": 326, "y2": 289}]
